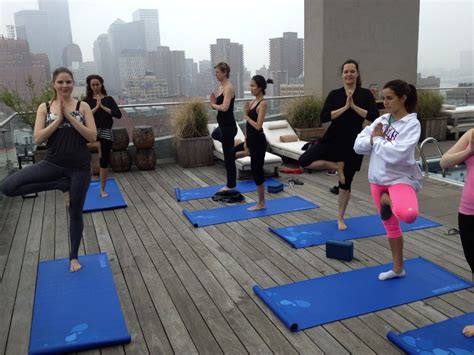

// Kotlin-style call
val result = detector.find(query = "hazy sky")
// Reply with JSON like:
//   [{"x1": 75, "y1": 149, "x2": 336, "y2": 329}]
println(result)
[{"x1": 0, "y1": 0, "x2": 472, "y2": 73}]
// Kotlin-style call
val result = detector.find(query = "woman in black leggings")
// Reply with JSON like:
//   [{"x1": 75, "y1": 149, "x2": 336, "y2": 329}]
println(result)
[
  {"x1": 0, "y1": 67, "x2": 97, "y2": 272},
  {"x1": 84, "y1": 74, "x2": 122, "y2": 198},
  {"x1": 298, "y1": 59, "x2": 379, "y2": 230},
  {"x1": 210, "y1": 62, "x2": 237, "y2": 191},
  {"x1": 243, "y1": 75, "x2": 272, "y2": 210}
]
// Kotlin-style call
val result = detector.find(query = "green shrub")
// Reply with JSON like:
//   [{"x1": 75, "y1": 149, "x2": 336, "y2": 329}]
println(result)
[
  {"x1": 285, "y1": 96, "x2": 324, "y2": 129},
  {"x1": 416, "y1": 90, "x2": 443, "y2": 119},
  {"x1": 172, "y1": 100, "x2": 209, "y2": 138},
  {"x1": 0, "y1": 76, "x2": 52, "y2": 129}
]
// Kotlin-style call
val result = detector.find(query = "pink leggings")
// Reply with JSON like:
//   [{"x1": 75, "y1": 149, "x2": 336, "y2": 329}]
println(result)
[{"x1": 370, "y1": 183, "x2": 419, "y2": 238}]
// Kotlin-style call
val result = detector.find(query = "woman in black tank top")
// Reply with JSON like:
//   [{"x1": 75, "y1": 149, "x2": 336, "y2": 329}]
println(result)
[
  {"x1": 0, "y1": 67, "x2": 97, "y2": 273},
  {"x1": 243, "y1": 75, "x2": 272, "y2": 210},
  {"x1": 210, "y1": 62, "x2": 238, "y2": 191}
]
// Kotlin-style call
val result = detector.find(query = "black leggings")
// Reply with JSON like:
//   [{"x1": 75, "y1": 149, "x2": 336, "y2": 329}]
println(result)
[
  {"x1": 99, "y1": 137, "x2": 113, "y2": 168},
  {"x1": 212, "y1": 125, "x2": 237, "y2": 189},
  {"x1": 247, "y1": 133, "x2": 267, "y2": 186},
  {"x1": 298, "y1": 142, "x2": 357, "y2": 191},
  {"x1": 459, "y1": 212, "x2": 474, "y2": 273},
  {"x1": 0, "y1": 160, "x2": 91, "y2": 260}
]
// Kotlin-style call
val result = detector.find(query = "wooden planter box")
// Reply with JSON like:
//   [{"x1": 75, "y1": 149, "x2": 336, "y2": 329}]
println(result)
[
  {"x1": 294, "y1": 127, "x2": 326, "y2": 141},
  {"x1": 420, "y1": 116, "x2": 448, "y2": 141},
  {"x1": 175, "y1": 136, "x2": 214, "y2": 168}
]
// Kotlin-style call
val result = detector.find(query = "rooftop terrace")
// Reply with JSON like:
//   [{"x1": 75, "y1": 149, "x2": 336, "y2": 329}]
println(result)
[{"x1": 0, "y1": 150, "x2": 472, "y2": 354}]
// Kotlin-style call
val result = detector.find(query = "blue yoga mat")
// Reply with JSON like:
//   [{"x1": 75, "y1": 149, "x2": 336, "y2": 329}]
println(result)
[
  {"x1": 175, "y1": 177, "x2": 282, "y2": 201},
  {"x1": 253, "y1": 257, "x2": 472, "y2": 332},
  {"x1": 83, "y1": 178, "x2": 127, "y2": 212},
  {"x1": 29, "y1": 253, "x2": 131, "y2": 354},
  {"x1": 270, "y1": 214, "x2": 441, "y2": 248},
  {"x1": 183, "y1": 195, "x2": 319, "y2": 227},
  {"x1": 387, "y1": 312, "x2": 474, "y2": 354}
]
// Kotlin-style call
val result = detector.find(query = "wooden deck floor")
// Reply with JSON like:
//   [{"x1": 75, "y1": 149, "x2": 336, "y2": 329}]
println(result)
[{"x1": 0, "y1": 162, "x2": 473, "y2": 354}]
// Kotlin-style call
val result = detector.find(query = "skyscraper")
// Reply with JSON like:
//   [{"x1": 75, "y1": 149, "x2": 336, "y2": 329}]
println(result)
[
  {"x1": 269, "y1": 32, "x2": 304, "y2": 96},
  {"x1": 93, "y1": 34, "x2": 117, "y2": 93},
  {"x1": 14, "y1": 0, "x2": 73, "y2": 70},
  {"x1": 170, "y1": 50, "x2": 186, "y2": 97},
  {"x1": 132, "y1": 9, "x2": 161, "y2": 51},
  {"x1": 107, "y1": 18, "x2": 146, "y2": 92},
  {"x1": 146, "y1": 46, "x2": 173, "y2": 96},
  {"x1": 62, "y1": 43, "x2": 82, "y2": 68},
  {"x1": 0, "y1": 38, "x2": 50, "y2": 99},
  {"x1": 38, "y1": 0, "x2": 73, "y2": 69},
  {"x1": 210, "y1": 39, "x2": 245, "y2": 98},
  {"x1": 6, "y1": 25, "x2": 15, "y2": 39},
  {"x1": 14, "y1": 10, "x2": 49, "y2": 58}
]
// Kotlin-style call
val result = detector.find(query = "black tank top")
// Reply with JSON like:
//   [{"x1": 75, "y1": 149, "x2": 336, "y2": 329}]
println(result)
[
  {"x1": 216, "y1": 93, "x2": 235, "y2": 127},
  {"x1": 246, "y1": 99, "x2": 264, "y2": 137},
  {"x1": 44, "y1": 100, "x2": 91, "y2": 169}
]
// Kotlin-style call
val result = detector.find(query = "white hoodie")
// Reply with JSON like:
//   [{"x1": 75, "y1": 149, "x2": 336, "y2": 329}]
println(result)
[{"x1": 354, "y1": 113, "x2": 422, "y2": 191}]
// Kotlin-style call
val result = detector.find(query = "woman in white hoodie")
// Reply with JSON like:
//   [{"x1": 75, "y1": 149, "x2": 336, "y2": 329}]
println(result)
[{"x1": 354, "y1": 80, "x2": 422, "y2": 281}]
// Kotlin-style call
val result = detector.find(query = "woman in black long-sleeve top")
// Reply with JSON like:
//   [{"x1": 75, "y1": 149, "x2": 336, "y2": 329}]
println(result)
[
  {"x1": 299, "y1": 59, "x2": 379, "y2": 230},
  {"x1": 84, "y1": 75, "x2": 122, "y2": 198}
]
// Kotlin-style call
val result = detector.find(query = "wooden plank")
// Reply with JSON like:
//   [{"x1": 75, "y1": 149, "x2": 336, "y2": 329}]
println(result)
[
  {"x1": 0, "y1": 198, "x2": 33, "y2": 354},
  {"x1": 0, "y1": 198, "x2": 23, "y2": 280},
  {"x1": 6, "y1": 193, "x2": 44, "y2": 354},
  {"x1": 102, "y1": 210, "x2": 174, "y2": 354}
]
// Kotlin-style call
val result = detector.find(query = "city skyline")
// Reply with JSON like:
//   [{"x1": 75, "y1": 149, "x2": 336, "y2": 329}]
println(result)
[{"x1": 0, "y1": 0, "x2": 472, "y2": 77}]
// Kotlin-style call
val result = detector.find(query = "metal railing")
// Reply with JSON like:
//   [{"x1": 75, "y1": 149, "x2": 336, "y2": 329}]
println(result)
[{"x1": 0, "y1": 95, "x2": 306, "y2": 184}]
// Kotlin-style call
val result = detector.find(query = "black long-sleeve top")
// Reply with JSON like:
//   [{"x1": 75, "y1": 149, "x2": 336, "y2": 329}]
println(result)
[
  {"x1": 84, "y1": 96, "x2": 122, "y2": 129},
  {"x1": 320, "y1": 86, "x2": 379, "y2": 169}
]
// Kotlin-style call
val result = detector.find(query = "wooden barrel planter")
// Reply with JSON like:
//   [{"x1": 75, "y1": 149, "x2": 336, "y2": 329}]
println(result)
[
  {"x1": 110, "y1": 150, "x2": 132, "y2": 172},
  {"x1": 112, "y1": 127, "x2": 130, "y2": 151},
  {"x1": 175, "y1": 136, "x2": 214, "y2": 168},
  {"x1": 135, "y1": 149, "x2": 156, "y2": 170},
  {"x1": 133, "y1": 126, "x2": 155, "y2": 149}
]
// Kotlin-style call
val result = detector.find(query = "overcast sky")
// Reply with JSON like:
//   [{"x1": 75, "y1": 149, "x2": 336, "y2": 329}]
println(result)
[{"x1": 0, "y1": 0, "x2": 472, "y2": 73}]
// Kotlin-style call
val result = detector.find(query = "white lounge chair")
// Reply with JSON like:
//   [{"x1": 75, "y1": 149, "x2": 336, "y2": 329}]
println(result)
[
  {"x1": 207, "y1": 123, "x2": 282, "y2": 178},
  {"x1": 262, "y1": 120, "x2": 308, "y2": 161}
]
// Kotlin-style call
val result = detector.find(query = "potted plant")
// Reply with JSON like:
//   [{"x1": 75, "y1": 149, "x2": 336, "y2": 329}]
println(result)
[
  {"x1": 173, "y1": 99, "x2": 213, "y2": 168},
  {"x1": 0, "y1": 77, "x2": 52, "y2": 162},
  {"x1": 416, "y1": 90, "x2": 447, "y2": 141},
  {"x1": 285, "y1": 96, "x2": 325, "y2": 141}
]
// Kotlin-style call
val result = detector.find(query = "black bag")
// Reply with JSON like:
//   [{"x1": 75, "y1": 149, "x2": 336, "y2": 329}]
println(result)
[{"x1": 212, "y1": 190, "x2": 245, "y2": 203}]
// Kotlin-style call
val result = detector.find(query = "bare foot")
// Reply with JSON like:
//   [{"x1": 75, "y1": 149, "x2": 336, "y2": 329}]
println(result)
[
  {"x1": 64, "y1": 191, "x2": 70, "y2": 208},
  {"x1": 248, "y1": 204, "x2": 266, "y2": 211},
  {"x1": 100, "y1": 190, "x2": 109, "y2": 198},
  {"x1": 337, "y1": 219, "x2": 348, "y2": 231},
  {"x1": 463, "y1": 325, "x2": 474, "y2": 337},
  {"x1": 70, "y1": 259, "x2": 82, "y2": 272},
  {"x1": 336, "y1": 162, "x2": 345, "y2": 185}
]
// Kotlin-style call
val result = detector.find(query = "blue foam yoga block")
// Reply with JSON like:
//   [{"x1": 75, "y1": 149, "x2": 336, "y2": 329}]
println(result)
[
  {"x1": 326, "y1": 240, "x2": 353, "y2": 261},
  {"x1": 267, "y1": 183, "x2": 284, "y2": 193}
]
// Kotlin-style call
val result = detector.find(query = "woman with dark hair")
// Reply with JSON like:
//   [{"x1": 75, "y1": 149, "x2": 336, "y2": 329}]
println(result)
[
  {"x1": 440, "y1": 128, "x2": 474, "y2": 337},
  {"x1": 0, "y1": 67, "x2": 97, "y2": 272},
  {"x1": 84, "y1": 74, "x2": 122, "y2": 198},
  {"x1": 354, "y1": 80, "x2": 422, "y2": 281},
  {"x1": 241, "y1": 75, "x2": 273, "y2": 210},
  {"x1": 210, "y1": 62, "x2": 237, "y2": 192},
  {"x1": 298, "y1": 59, "x2": 379, "y2": 230}
]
